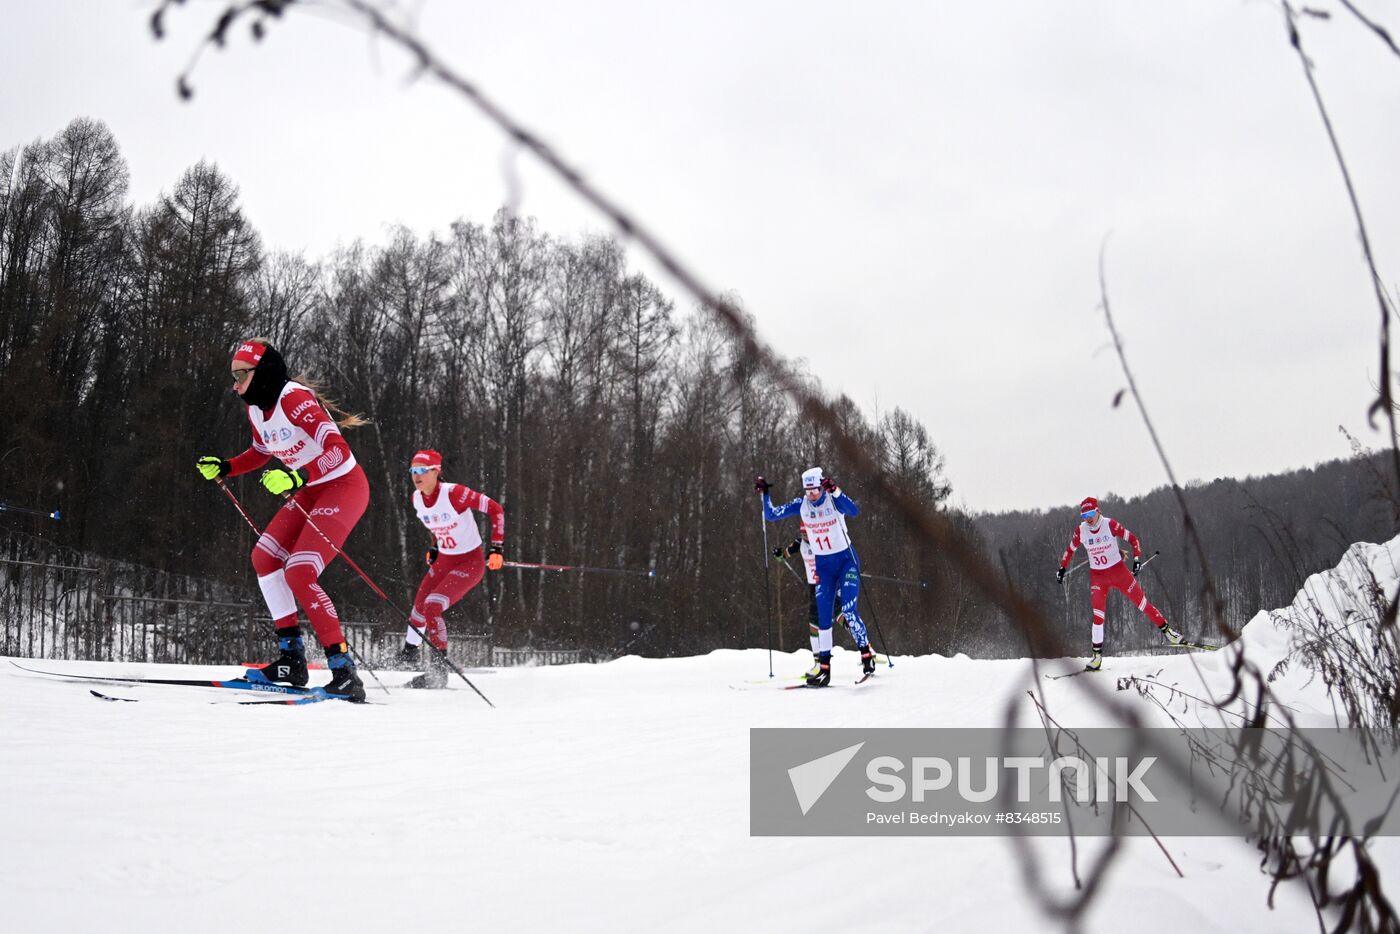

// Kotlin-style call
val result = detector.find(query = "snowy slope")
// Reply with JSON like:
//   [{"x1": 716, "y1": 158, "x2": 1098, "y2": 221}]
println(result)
[{"x1": 3, "y1": 539, "x2": 1398, "y2": 933}]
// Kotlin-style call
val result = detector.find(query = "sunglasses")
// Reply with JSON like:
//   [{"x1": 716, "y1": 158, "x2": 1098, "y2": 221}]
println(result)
[
  {"x1": 409, "y1": 465, "x2": 437, "y2": 476},
  {"x1": 231, "y1": 367, "x2": 255, "y2": 384},
  {"x1": 1080, "y1": 510, "x2": 1098, "y2": 519}
]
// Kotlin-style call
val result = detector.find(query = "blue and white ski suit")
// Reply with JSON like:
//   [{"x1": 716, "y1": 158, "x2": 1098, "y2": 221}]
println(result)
[{"x1": 763, "y1": 489, "x2": 869, "y2": 653}]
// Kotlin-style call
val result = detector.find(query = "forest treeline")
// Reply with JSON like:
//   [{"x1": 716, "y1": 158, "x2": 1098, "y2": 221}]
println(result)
[
  {"x1": 1, "y1": 117, "x2": 1394, "y2": 657},
  {"x1": 0, "y1": 117, "x2": 952, "y2": 655}
]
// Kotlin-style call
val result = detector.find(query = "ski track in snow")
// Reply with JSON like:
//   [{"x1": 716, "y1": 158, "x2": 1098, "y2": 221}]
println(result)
[{"x1": 4, "y1": 538, "x2": 1400, "y2": 933}]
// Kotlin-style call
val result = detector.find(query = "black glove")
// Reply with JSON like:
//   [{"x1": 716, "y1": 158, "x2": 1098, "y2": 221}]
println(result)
[
  {"x1": 771, "y1": 546, "x2": 785, "y2": 560},
  {"x1": 820, "y1": 476, "x2": 838, "y2": 494},
  {"x1": 754, "y1": 475, "x2": 771, "y2": 495},
  {"x1": 1131, "y1": 558, "x2": 1141, "y2": 578},
  {"x1": 785, "y1": 539, "x2": 801, "y2": 557},
  {"x1": 1056, "y1": 567, "x2": 1066, "y2": 584},
  {"x1": 426, "y1": 546, "x2": 439, "y2": 565}
]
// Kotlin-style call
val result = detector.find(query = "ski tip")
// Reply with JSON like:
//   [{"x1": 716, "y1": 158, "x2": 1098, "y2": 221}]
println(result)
[{"x1": 90, "y1": 689, "x2": 137, "y2": 702}]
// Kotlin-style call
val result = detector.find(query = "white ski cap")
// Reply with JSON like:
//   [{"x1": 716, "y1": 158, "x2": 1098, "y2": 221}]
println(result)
[{"x1": 801, "y1": 467, "x2": 824, "y2": 489}]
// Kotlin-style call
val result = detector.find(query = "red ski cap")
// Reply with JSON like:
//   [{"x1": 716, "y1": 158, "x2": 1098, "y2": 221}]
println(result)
[
  {"x1": 1079, "y1": 496, "x2": 1099, "y2": 513},
  {"x1": 411, "y1": 449, "x2": 443, "y2": 470},
  {"x1": 232, "y1": 340, "x2": 267, "y2": 368}
]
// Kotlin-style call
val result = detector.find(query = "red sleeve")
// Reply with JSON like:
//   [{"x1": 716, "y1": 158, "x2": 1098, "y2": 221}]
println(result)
[
  {"x1": 454, "y1": 485, "x2": 505, "y2": 544},
  {"x1": 282, "y1": 388, "x2": 353, "y2": 477},
  {"x1": 1110, "y1": 519, "x2": 1142, "y2": 557},
  {"x1": 225, "y1": 412, "x2": 272, "y2": 476},
  {"x1": 226, "y1": 448, "x2": 271, "y2": 476},
  {"x1": 1059, "y1": 526, "x2": 1082, "y2": 569}
]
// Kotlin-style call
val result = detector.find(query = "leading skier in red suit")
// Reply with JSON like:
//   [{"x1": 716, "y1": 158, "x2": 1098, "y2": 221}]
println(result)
[{"x1": 195, "y1": 339, "x2": 371, "y2": 702}]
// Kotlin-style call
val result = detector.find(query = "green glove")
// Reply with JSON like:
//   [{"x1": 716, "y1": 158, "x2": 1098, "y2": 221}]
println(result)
[
  {"x1": 260, "y1": 467, "x2": 305, "y2": 496},
  {"x1": 196, "y1": 456, "x2": 230, "y2": 481}
]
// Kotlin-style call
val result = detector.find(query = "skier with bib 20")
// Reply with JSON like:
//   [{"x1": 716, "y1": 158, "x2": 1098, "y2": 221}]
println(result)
[{"x1": 398, "y1": 449, "x2": 504, "y2": 688}]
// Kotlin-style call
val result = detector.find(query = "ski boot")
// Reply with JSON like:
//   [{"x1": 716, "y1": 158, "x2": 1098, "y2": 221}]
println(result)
[
  {"x1": 1084, "y1": 646, "x2": 1103, "y2": 672},
  {"x1": 859, "y1": 643, "x2": 877, "y2": 677},
  {"x1": 1159, "y1": 624, "x2": 1184, "y2": 646},
  {"x1": 805, "y1": 653, "x2": 831, "y2": 688},
  {"x1": 805, "y1": 653, "x2": 823, "y2": 679},
  {"x1": 406, "y1": 647, "x2": 449, "y2": 690},
  {"x1": 245, "y1": 632, "x2": 309, "y2": 687},
  {"x1": 390, "y1": 642, "x2": 420, "y2": 671},
  {"x1": 323, "y1": 645, "x2": 367, "y2": 702}
]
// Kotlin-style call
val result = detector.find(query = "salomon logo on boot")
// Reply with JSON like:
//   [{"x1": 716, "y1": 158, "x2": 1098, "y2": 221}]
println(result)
[{"x1": 245, "y1": 634, "x2": 309, "y2": 687}]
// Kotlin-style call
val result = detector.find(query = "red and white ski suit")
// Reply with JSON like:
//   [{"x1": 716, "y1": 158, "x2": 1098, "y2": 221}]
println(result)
[
  {"x1": 407, "y1": 482, "x2": 504, "y2": 650},
  {"x1": 225, "y1": 381, "x2": 369, "y2": 649},
  {"x1": 1059, "y1": 516, "x2": 1169, "y2": 647}
]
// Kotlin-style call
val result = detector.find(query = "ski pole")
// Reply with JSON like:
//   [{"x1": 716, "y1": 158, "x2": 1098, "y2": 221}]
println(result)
[
  {"x1": 278, "y1": 492, "x2": 495, "y2": 708},
  {"x1": 0, "y1": 500, "x2": 61, "y2": 520},
  {"x1": 501, "y1": 560, "x2": 655, "y2": 579},
  {"x1": 757, "y1": 483, "x2": 774, "y2": 678},
  {"x1": 859, "y1": 572, "x2": 927, "y2": 589},
  {"x1": 852, "y1": 550, "x2": 894, "y2": 667},
  {"x1": 776, "y1": 553, "x2": 806, "y2": 585},
  {"x1": 1063, "y1": 549, "x2": 1158, "y2": 584},
  {"x1": 212, "y1": 480, "x2": 391, "y2": 697}
]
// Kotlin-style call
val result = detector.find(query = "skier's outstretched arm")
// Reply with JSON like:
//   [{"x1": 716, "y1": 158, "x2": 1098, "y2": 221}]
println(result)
[{"x1": 1058, "y1": 527, "x2": 1082, "y2": 569}]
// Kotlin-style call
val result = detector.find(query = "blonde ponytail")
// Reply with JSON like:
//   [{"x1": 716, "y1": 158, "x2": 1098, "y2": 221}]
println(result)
[{"x1": 293, "y1": 372, "x2": 370, "y2": 429}]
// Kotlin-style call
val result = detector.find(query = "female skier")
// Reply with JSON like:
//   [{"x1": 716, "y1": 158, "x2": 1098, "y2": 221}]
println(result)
[
  {"x1": 397, "y1": 449, "x2": 504, "y2": 688},
  {"x1": 758, "y1": 467, "x2": 875, "y2": 686},
  {"x1": 1056, "y1": 495, "x2": 1181, "y2": 671},
  {"x1": 196, "y1": 339, "x2": 370, "y2": 702}
]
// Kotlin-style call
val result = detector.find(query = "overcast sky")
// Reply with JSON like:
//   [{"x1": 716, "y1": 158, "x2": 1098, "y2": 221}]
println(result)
[{"x1": 3, "y1": 1, "x2": 1398, "y2": 513}]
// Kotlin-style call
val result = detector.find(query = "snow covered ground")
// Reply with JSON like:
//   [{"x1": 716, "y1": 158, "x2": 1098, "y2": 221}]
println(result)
[{"x1": 4, "y1": 539, "x2": 1399, "y2": 933}]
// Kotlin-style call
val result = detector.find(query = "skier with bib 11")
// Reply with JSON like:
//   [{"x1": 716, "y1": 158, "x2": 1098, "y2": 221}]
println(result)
[
  {"x1": 1056, "y1": 496, "x2": 1181, "y2": 671},
  {"x1": 773, "y1": 521, "x2": 857, "y2": 677},
  {"x1": 757, "y1": 467, "x2": 876, "y2": 687}
]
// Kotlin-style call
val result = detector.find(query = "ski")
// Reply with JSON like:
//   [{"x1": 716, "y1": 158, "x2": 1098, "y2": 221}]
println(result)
[
  {"x1": 854, "y1": 673, "x2": 876, "y2": 685},
  {"x1": 89, "y1": 687, "x2": 324, "y2": 706},
  {"x1": 11, "y1": 660, "x2": 357, "y2": 702},
  {"x1": 1046, "y1": 668, "x2": 1100, "y2": 680},
  {"x1": 1167, "y1": 640, "x2": 1221, "y2": 652},
  {"x1": 90, "y1": 689, "x2": 137, "y2": 702}
]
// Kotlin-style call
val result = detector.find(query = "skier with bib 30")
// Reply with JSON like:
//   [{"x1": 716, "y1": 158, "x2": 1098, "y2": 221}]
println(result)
[
  {"x1": 195, "y1": 339, "x2": 370, "y2": 702},
  {"x1": 757, "y1": 467, "x2": 875, "y2": 686},
  {"x1": 398, "y1": 449, "x2": 504, "y2": 688},
  {"x1": 1056, "y1": 496, "x2": 1181, "y2": 671}
]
